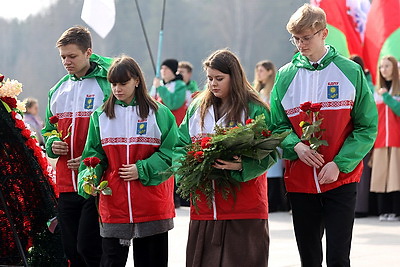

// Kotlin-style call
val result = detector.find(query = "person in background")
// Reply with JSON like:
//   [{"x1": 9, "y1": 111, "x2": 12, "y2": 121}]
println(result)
[
  {"x1": 350, "y1": 55, "x2": 374, "y2": 93},
  {"x1": 370, "y1": 55, "x2": 400, "y2": 222},
  {"x1": 178, "y1": 61, "x2": 200, "y2": 107},
  {"x1": 78, "y1": 56, "x2": 176, "y2": 267},
  {"x1": 349, "y1": 55, "x2": 374, "y2": 218},
  {"x1": 270, "y1": 4, "x2": 377, "y2": 266},
  {"x1": 42, "y1": 26, "x2": 112, "y2": 267},
  {"x1": 152, "y1": 59, "x2": 187, "y2": 125},
  {"x1": 253, "y1": 60, "x2": 276, "y2": 103},
  {"x1": 253, "y1": 60, "x2": 289, "y2": 212},
  {"x1": 174, "y1": 49, "x2": 277, "y2": 267},
  {"x1": 23, "y1": 97, "x2": 45, "y2": 146},
  {"x1": 152, "y1": 59, "x2": 188, "y2": 208}
]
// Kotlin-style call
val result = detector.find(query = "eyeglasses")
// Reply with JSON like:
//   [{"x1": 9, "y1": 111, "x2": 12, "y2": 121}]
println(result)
[{"x1": 289, "y1": 28, "x2": 324, "y2": 46}]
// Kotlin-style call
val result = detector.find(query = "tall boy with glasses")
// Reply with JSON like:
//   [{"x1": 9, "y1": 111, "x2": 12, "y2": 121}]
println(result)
[{"x1": 270, "y1": 4, "x2": 377, "y2": 267}]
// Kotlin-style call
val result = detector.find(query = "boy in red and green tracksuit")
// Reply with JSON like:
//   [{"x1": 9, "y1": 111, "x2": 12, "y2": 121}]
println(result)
[
  {"x1": 42, "y1": 26, "x2": 111, "y2": 267},
  {"x1": 178, "y1": 61, "x2": 200, "y2": 108},
  {"x1": 152, "y1": 59, "x2": 188, "y2": 125},
  {"x1": 270, "y1": 4, "x2": 377, "y2": 267}
]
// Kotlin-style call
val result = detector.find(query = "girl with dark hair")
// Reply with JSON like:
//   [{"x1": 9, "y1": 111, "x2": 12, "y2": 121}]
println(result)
[
  {"x1": 371, "y1": 55, "x2": 400, "y2": 221},
  {"x1": 78, "y1": 56, "x2": 177, "y2": 267},
  {"x1": 174, "y1": 49, "x2": 277, "y2": 267}
]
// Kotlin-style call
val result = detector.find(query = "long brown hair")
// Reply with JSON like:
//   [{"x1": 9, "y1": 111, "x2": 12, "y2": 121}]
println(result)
[
  {"x1": 253, "y1": 60, "x2": 276, "y2": 97},
  {"x1": 103, "y1": 56, "x2": 158, "y2": 119},
  {"x1": 199, "y1": 49, "x2": 267, "y2": 128},
  {"x1": 376, "y1": 55, "x2": 400, "y2": 96}
]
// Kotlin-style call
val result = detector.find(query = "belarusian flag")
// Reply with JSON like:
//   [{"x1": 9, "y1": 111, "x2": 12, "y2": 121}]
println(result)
[
  {"x1": 363, "y1": 0, "x2": 400, "y2": 84},
  {"x1": 311, "y1": 0, "x2": 370, "y2": 58}
]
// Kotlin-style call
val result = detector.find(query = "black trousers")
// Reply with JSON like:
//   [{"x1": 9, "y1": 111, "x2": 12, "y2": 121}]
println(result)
[
  {"x1": 58, "y1": 192, "x2": 102, "y2": 267},
  {"x1": 101, "y1": 232, "x2": 168, "y2": 267},
  {"x1": 288, "y1": 183, "x2": 357, "y2": 267}
]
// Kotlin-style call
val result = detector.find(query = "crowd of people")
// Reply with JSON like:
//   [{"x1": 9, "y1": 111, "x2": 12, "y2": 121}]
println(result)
[{"x1": 9, "y1": 3, "x2": 399, "y2": 267}]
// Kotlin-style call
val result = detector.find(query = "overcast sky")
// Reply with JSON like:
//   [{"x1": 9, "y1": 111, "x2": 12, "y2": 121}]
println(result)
[{"x1": 0, "y1": 0, "x2": 58, "y2": 21}]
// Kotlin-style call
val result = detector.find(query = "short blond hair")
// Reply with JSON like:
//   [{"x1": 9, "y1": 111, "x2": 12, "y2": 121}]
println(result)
[
  {"x1": 286, "y1": 4, "x2": 326, "y2": 34},
  {"x1": 178, "y1": 61, "x2": 193, "y2": 73}
]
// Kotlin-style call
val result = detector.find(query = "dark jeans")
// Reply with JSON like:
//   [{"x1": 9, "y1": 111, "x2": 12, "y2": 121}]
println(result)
[
  {"x1": 288, "y1": 183, "x2": 357, "y2": 267},
  {"x1": 58, "y1": 192, "x2": 102, "y2": 267},
  {"x1": 101, "y1": 232, "x2": 168, "y2": 267}
]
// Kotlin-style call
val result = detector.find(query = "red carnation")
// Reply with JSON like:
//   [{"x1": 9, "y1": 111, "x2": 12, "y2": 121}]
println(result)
[
  {"x1": 21, "y1": 129, "x2": 32, "y2": 139},
  {"x1": 310, "y1": 103, "x2": 322, "y2": 112},
  {"x1": 261, "y1": 130, "x2": 271, "y2": 137},
  {"x1": 26, "y1": 138, "x2": 38, "y2": 150},
  {"x1": 83, "y1": 157, "x2": 101, "y2": 168},
  {"x1": 11, "y1": 111, "x2": 17, "y2": 119},
  {"x1": 0, "y1": 74, "x2": 4, "y2": 82},
  {"x1": 1, "y1": 97, "x2": 17, "y2": 109},
  {"x1": 15, "y1": 119, "x2": 26, "y2": 130},
  {"x1": 49, "y1": 115, "x2": 59, "y2": 124},
  {"x1": 200, "y1": 137, "x2": 212, "y2": 149},
  {"x1": 300, "y1": 101, "x2": 312, "y2": 112},
  {"x1": 245, "y1": 119, "x2": 254, "y2": 125},
  {"x1": 187, "y1": 151, "x2": 195, "y2": 156},
  {"x1": 194, "y1": 151, "x2": 204, "y2": 162}
]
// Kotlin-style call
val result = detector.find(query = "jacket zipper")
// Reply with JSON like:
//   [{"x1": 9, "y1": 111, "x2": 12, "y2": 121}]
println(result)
[
  {"x1": 126, "y1": 106, "x2": 134, "y2": 223},
  {"x1": 385, "y1": 105, "x2": 389, "y2": 147},
  {"x1": 70, "y1": 81, "x2": 78, "y2": 192},
  {"x1": 312, "y1": 69, "x2": 322, "y2": 193},
  {"x1": 212, "y1": 180, "x2": 217, "y2": 220}
]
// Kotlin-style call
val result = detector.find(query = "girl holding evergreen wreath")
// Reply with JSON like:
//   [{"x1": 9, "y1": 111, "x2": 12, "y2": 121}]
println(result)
[
  {"x1": 174, "y1": 49, "x2": 278, "y2": 267},
  {"x1": 77, "y1": 56, "x2": 177, "y2": 267}
]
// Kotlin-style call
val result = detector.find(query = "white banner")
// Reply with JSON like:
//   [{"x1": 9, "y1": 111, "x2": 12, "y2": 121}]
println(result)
[{"x1": 81, "y1": 0, "x2": 116, "y2": 39}]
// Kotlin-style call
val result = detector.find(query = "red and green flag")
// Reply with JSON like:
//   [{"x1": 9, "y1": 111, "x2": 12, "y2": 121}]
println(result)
[
  {"x1": 363, "y1": 0, "x2": 400, "y2": 84},
  {"x1": 311, "y1": 0, "x2": 370, "y2": 58}
]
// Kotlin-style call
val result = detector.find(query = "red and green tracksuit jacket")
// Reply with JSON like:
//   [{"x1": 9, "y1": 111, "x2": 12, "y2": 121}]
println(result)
[
  {"x1": 154, "y1": 79, "x2": 188, "y2": 125},
  {"x1": 270, "y1": 45, "x2": 378, "y2": 194},
  {"x1": 374, "y1": 91, "x2": 400, "y2": 148},
  {"x1": 78, "y1": 100, "x2": 177, "y2": 224},
  {"x1": 174, "y1": 100, "x2": 278, "y2": 220},
  {"x1": 42, "y1": 54, "x2": 112, "y2": 193}
]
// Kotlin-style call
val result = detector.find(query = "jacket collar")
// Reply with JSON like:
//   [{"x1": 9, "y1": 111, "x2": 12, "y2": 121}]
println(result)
[
  {"x1": 70, "y1": 53, "x2": 112, "y2": 81},
  {"x1": 291, "y1": 45, "x2": 338, "y2": 71},
  {"x1": 115, "y1": 97, "x2": 137, "y2": 107}
]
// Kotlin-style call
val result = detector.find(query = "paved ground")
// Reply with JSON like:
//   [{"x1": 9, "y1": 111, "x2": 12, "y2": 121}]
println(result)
[{"x1": 127, "y1": 207, "x2": 400, "y2": 267}]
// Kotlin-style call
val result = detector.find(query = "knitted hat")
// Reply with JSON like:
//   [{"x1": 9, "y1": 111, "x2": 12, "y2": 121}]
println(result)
[{"x1": 161, "y1": 59, "x2": 178, "y2": 74}]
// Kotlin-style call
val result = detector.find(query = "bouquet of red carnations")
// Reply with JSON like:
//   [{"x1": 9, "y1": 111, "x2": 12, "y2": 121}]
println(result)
[{"x1": 174, "y1": 114, "x2": 289, "y2": 210}]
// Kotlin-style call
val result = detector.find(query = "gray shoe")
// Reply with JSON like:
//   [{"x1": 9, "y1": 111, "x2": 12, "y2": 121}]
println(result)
[
  {"x1": 387, "y1": 213, "x2": 400, "y2": 221},
  {"x1": 379, "y1": 213, "x2": 389, "y2": 221}
]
